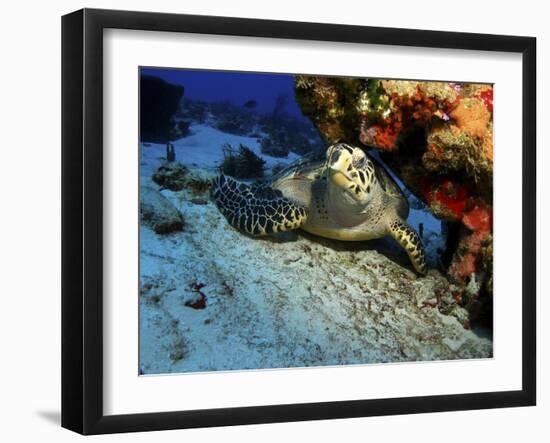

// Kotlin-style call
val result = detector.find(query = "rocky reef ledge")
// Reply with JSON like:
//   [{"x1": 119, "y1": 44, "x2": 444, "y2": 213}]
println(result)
[{"x1": 140, "y1": 159, "x2": 492, "y2": 374}]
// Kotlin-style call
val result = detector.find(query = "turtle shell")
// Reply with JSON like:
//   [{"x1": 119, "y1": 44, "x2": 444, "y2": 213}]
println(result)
[{"x1": 269, "y1": 151, "x2": 327, "y2": 187}]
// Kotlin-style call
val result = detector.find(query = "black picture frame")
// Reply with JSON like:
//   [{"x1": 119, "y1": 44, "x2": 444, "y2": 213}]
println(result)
[{"x1": 61, "y1": 8, "x2": 537, "y2": 435}]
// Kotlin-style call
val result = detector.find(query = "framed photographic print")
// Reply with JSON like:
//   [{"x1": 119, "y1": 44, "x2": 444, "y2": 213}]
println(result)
[{"x1": 61, "y1": 8, "x2": 536, "y2": 435}]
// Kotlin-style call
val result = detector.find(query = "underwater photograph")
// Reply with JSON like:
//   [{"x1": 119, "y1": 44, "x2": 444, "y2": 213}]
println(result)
[{"x1": 138, "y1": 68, "x2": 494, "y2": 375}]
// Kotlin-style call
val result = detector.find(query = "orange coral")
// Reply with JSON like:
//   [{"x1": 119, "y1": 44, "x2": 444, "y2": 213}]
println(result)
[
  {"x1": 450, "y1": 98, "x2": 491, "y2": 140},
  {"x1": 422, "y1": 178, "x2": 469, "y2": 221},
  {"x1": 462, "y1": 205, "x2": 492, "y2": 232},
  {"x1": 372, "y1": 125, "x2": 400, "y2": 151},
  {"x1": 448, "y1": 204, "x2": 492, "y2": 282},
  {"x1": 476, "y1": 87, "x2": 493, "y2": 113}
]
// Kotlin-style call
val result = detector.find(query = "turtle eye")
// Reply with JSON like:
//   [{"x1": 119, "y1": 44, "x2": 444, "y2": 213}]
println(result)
[{"x1": 352, "y1": 149, "x2": 367, "y2": 169}]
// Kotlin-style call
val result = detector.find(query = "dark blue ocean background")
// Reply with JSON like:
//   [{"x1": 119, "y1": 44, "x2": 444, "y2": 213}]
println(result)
[{"x1": 140, "y1": 67, "x2": 306, "y2": 119}]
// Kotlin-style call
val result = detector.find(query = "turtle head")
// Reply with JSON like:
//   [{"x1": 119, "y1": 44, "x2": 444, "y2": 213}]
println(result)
[{"x1": 325, "y1": 143, "x2": 376, "y2": 204}]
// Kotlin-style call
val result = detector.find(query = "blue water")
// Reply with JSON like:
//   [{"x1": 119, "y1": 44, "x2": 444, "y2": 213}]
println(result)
[{"x1": 140, "y1": 67, "x2": 306, "y2": 118}]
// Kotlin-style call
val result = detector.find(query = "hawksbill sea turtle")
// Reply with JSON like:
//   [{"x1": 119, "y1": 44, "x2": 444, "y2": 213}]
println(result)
[{"x1": 211, "y1": 143, "x2": 427, "y2": 275}]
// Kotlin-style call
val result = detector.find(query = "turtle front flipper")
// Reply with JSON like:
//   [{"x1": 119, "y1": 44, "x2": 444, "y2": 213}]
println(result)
[
  {"x1": 211, "y1": 175, "x2": 308, "y2": 236},
  {"x1": 387, "y1": 218, "x2": 427, "y2": 275}
]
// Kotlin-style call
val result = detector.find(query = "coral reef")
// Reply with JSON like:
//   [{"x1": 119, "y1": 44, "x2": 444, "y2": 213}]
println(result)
[
  {"x1": 295, "y1": 76, "x2": 493, "y2": 321},
  {"x1": 259, "y1": 136, "x2": 290, "y2": 157},
  {"x1": 176, "y1": 97, "x2": 324, "y2": 156},
  {"x1": 259, "y1": 118, "x2": 322, "y2": 157},
  {"x1": 243, "y1": 99, "x2": 257, "y2": 109},
  {"x1": 210, "y1": 101, "x2": 256, "y2": 135},
  {"x1": 177, "y1": 98, "x2": 208, "y2": 123}
]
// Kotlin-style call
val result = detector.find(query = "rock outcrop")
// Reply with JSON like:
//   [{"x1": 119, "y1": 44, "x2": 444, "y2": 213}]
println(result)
[
  {"x1": 140, "y1": 75, "x2": 184, "y2": 143},
  {"x1": 140, "y1": 186, "x2": 184, "y2": 234}
]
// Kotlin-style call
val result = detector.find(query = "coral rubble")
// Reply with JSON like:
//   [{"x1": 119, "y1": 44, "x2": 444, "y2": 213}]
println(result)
[{"x1": 152, "y1": 161, "x2": 188, "y2": 191}]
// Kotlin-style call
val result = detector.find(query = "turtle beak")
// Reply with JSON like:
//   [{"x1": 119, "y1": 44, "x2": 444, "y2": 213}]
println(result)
[{"x1": 328, "y1": 149, "x2": 353, "y2": 187}]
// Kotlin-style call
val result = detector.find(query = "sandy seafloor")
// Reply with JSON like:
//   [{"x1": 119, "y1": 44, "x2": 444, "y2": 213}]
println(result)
[{"x1": 139, "y1": 124, "x2": 493, "y2": 375}]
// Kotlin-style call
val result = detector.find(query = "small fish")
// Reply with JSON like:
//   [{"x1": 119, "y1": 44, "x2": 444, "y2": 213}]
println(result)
[{"x1": 449, "y1": 82, "x2": 462, "y2": 92}]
